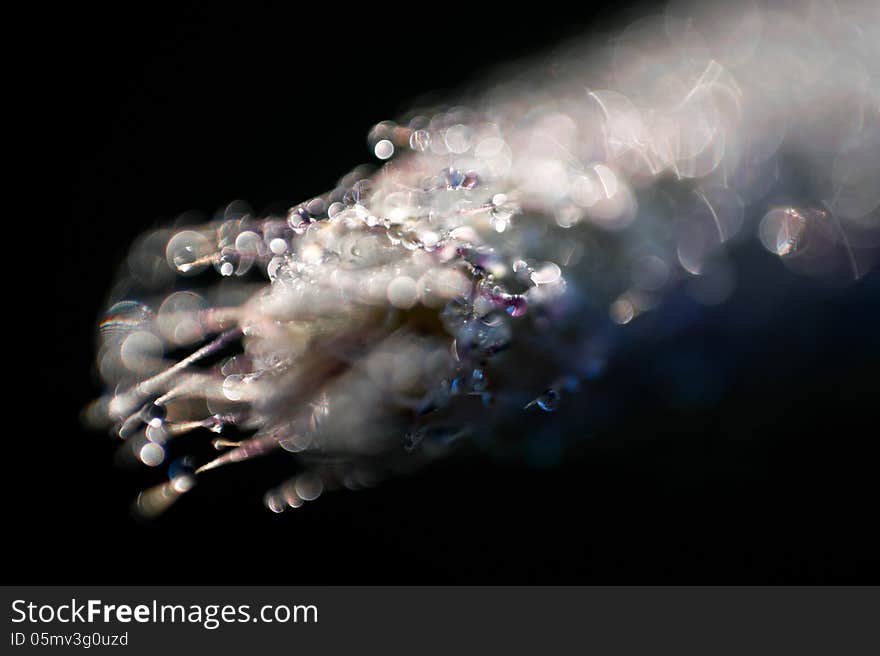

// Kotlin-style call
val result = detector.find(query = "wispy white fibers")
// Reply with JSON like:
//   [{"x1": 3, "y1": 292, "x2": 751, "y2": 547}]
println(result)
[{"x1": 88, "y1": 0, "x2": 880, "y2": 516}]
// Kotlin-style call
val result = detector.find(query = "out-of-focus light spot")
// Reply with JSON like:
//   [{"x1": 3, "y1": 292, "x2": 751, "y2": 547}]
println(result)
[
  {"x1": 165, "y1": 230, "x2": 210, "y2": 275},
  {"x1": 269, "y1": 238, "x2": 288, "y2": 255},
  {"x1": 759, "y1": 207, "x2": 807, "y2": 257},
  {"x1": 374, "y1": 139, "x2": 395, "y2": 160},
  {"x1": 594, "y1": 164, "x2": 619, "y2": 198},
  {"x1": 830, "y1": 128, "x2": 880, "y2": 221},
  {"x1": 387, "y1": 275, "x2": 418, "y2": 309},
  {"x1": 235, "y1": 230, "x2": 262, "y2": 256},
  {"x1": 571, "y1": 175, "x2": 599, "y2": 208},
  {"x1": 222, "y1": 374, "x2": 245, "y2": 401},
  {"x1": 530, "y1": 262, "x2": 561, "y2": 285},
  {"x1": 139, "y1": 442, "x2": 165, "y2": 467},
  {"x1": 120, "y1": 331, "x2": 163, "y2": 374},
  {"x1": 264, "y1": 492, "x2": 286, "y2": 513},
  {"x1": 156, "y1": 291, "x2": 208, "y2": 346},
  {"x1": 134, "y1": 479, "x2": 192, "y2": 520},
  {"x1": 294, "y1": 473, "x2": 324, "y2": 501},
  {"x1": 632, "y1": 255, "x2": 669, "y2": 291},
  {"x1": 444, "y1": 124, "x2": 471, "y2": 154},
  {"x1": 171, "y1": 474, "x2": 195, "y2": 493},
  {"x1": 409, "y1": 129, "x2": 431, "y2": 151},
  {"x1": 609, "y1": 298, "x2": 635, "y2": 324},
  {"x1": 283, "y1": 483, "x2": 303, "y2": 508}
]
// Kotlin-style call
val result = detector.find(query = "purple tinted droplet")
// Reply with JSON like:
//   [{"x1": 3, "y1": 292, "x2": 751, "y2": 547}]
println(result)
[
  {"x1": 351, "y1": 180, "x2": 373, "y2": 204},
  {"x1": 462, "y1": 171, "x2": 479, "y2": 190},
  {"x1": 506, "y1": 295, "x2": 527, "y2": 317},
  {"x1": 445, "y1": 167, "x2": 466, "y2": 190},
  {"x1": 288, "y1": 206, "x2": 312, "y2": 230}
]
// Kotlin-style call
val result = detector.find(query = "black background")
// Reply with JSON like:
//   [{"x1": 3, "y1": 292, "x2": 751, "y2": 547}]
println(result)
[{"x1": 15, "y1": 0, "x2": 879, "y2": 583}]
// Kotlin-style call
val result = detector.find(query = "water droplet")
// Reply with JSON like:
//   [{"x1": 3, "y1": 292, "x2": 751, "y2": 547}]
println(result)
[
  {"x1": 536, "y1": 389, "x2": 560, "y2": 412},
  {"x1": 609, "y1": 297, "x2": 635, "y2": 324},
  {"x1": 471, "y1": 368, "x2": 487, "y2": 392},
  {"x1": 142, "y1": 402, "x2": 166, "y2": 429},
  {"x1": 173, "y1": 247, "x2": 197, "y2": 271},
  {"x1": 139, "y1": 442, "x2": 165, "y2": 467},
  {"x1": 759, "y1": 207, "x2": 808, "y2": 257},
  {"x1": 222, "y1": 374, "x2": 245, "y2": 401},
  {"x1": 234, "y1": 231, "x2": 262, "y2": 257},
  {"x1": 530, "y1": 262, "x2": 562, "y2": 285},
  {"x1": 387, "y1": 276, "x2": 418, "y2": 309},
  {"x1": 444, "y1": 124, "x2": 471, "y2": 153},
  {"x1": 410, "y1": 129, "x2": 431, "y2": 152},
  {"x1": 505, "y1": 295, "x2": 527, "y2": 317},
  {"x1": 374, "y1": 139, "x2": 394, "y2": 160},
  {"x1": 490, "y1": 197, "x2": 517, "y2": 229},
  {"x1": 282, "y1": 482, "x2": 303, "y2": 508},
  {"x1": 264, "y1": 492, "x2": 286, "y2": 513},
  {"x1": 294, "y1": 473, "x2": 324, "y2": 501},
  {"x1": 171, "y1": 474, "x2": 195, "y2": 493},
  {"x1": 269, "y1": 238, "x2": 288, "y2": 255},
  {"x1": 267, "y1": 256, "x2": 287, "y2": 282},
  {"x1": 145, "y1": 422, "x2": 168, "y2": 443},
  {"x1": 489, "y1": 214, "x2": 509, "y2": 233},
  {"x1": 351, "y1": 180, "x2": 372, "y2": 204},
  {"x1": 214, "y1": 247, "x2": 240, "y2": 277},
  {"x1": 462, "y1": 171, "x2": 479, "y2": 189},
  {"x1": 327, "y1": 201, "x2": 344, "y2": 218},
  {"x1": 445, "y1": 167, "x2": 466, "y2": 190},
  {"x1": 491, "y1": 203, "x2": 514, "y2": 221},
  {"x1": 166, "y1": 230, "x2": 210, "y2": 275},
  {"x1": 288, "y1": 207, "x2": 312, "y2": 232}
]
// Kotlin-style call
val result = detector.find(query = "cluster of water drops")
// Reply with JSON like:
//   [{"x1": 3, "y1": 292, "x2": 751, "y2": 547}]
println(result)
[{"x1": 89, "y1": 0, "x2": 879, "y2": 516}]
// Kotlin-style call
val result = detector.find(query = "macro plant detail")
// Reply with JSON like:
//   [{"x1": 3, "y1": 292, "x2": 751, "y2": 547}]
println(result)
[{"x1": 87, "y1": 0, "x2": 879, "y2": 518}]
